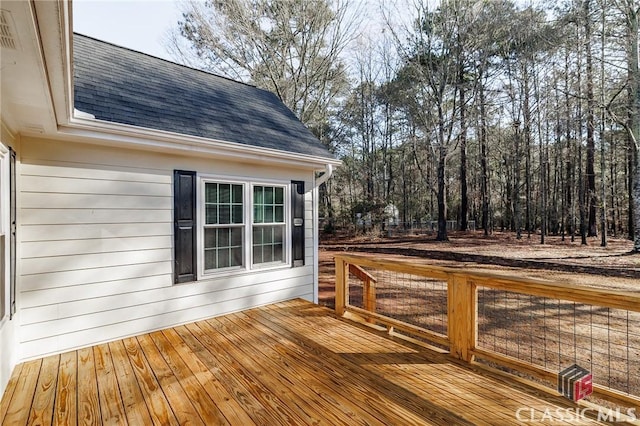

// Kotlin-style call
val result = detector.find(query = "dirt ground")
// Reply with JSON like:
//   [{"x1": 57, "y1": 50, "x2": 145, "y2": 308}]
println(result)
[{"x1": 318, "y1": 231, "x2": 640, "y2": 308}]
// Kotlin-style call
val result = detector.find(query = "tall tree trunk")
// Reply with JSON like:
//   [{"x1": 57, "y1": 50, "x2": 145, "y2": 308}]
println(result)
[
  {"x1": 459, "y1": 75, "x2": 468, "y2": 232},
  {"x1": 610, "y1": 137, "x2": 617, "y2": 235},
  {"x1": 628, "y1": 121, "x2": 635, "y2": 241},
  {"x1": 585, "y1": 0, "x2": 598, "y2": 237},
  {"x1": 576, "y1": 23, "x2": 588, "y2": 245},
  {"x1": 599, "y1": 2, "x2": 607, "y2": 246},
  {"x1": 579, "y1": 140, "x2": 588, "y2": 245},
  {"x1": 535, "y1": 67, "x2": 547, "y2": 244},
  {"x1": 564, "y1": 50, "x2": 575, "y2": 241},
  {"x1": 523, "y1": 64, "x2": 532, "y2": 238},
  {"x1": 479, "y1": 67, "x2": 490, "y2": 236},
  {"x1": 627, "y1": 1, "x2": 640, "y2": 251},
  {"x1": 437, "y1": 144, "x2": 449, "y2": 241},
  {"x1": 514, "y1": 123, "x2": 522, "y2": 240}
]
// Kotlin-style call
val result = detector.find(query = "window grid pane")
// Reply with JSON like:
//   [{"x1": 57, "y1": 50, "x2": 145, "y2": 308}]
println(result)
[
  {"x1": 252, "y1": 224, "x2": 285, "y2": 265},
  {"x1": 205, "y1": 183, "x2": 243, "y2": 225},
  {"x1": 204, "y1": 181, "x2": 244, "y2": 271},
  {"x1": 253, "y1": 185, "x2": 285, "y2": 225},
  {"x1": 205, "y1": 226, "x2": 243, "y2": 270}
]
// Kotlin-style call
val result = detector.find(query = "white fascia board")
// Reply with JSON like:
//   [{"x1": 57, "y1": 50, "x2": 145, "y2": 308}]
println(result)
[
  {"x1": 32, "y1": 0, "x2": 70, "y2": 131},
  {"x1": 58, "y1": 117, "x2": 342, "y2": 170}
]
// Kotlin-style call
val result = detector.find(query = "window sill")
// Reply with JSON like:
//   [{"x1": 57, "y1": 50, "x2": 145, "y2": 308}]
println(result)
[{"x1": 193, "y1": 262, "x2": 292, "y2": 283}]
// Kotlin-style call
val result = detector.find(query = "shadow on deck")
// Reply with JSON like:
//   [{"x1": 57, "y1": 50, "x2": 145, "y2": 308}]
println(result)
[{"x1": 0, "y1": 299, "x2": 611, "y2": 425}]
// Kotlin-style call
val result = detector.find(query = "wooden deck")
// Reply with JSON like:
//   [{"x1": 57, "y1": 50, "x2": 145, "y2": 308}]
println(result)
[{"x1": 0, "y1": 299, "x2": 609, "y2": 425}]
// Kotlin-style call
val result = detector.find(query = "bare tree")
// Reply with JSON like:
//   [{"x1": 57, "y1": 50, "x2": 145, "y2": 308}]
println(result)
[
  {"x1": 168, "y1": 0, "x2": 359, "y2": 131},
  {"x1": 621, "y1": 0, "x2": 640, "y2": 251},
  {"x1": 606, "y1": 0, "x2": 640, "y2": 251},
  {"x1": 385, "y1": 0, "x2": 484, "y2": 241}
]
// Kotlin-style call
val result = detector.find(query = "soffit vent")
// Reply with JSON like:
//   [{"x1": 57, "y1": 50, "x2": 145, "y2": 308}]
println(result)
[{"x1": 0, "y1": 10, "x2": 17, "y2": 50}]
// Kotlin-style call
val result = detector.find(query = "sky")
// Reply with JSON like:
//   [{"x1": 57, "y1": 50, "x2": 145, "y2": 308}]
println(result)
[
  {"x1": 72, "y1": 0, "x2": 392, "y2": 64},
  {"x1": 73, "y1": 0, "x2": 184, "y2": 61}
]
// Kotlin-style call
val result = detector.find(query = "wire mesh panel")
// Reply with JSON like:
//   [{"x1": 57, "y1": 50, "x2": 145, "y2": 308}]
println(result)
[
  {"x1": 348, "y1": 266, "x2": 448, "y2": 337},
  {"x1": 477, "y1": 286, "x2": 640, "y2": 397},
  {"x1": 335, "y1": 254, "x2": 640, "y2": 409}
]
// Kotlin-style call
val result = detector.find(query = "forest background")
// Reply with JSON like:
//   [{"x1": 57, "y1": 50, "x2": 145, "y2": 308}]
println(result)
[{"x1": 165, "y1": 0, "x2": 640, "y2": 251}]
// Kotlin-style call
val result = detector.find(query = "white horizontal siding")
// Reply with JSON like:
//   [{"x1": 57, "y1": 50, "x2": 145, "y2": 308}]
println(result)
[
  {"x1": 20, "y1": 261, "x2": 172, "y2": 291},
  {"x1": 17, "y1": 137, "x2": 318, "y2": 360},
  {"x1": 21, "y1": 193, "x2": 171, "y2": 210},
  {"x1": 21, "y1": 223, "x2": 170, "y2": 242},
  {"x1": 21, "y1": 208, "x2": 171, "y2": 225},
  {"x1": 22, "y1": 235, "x2": 172, "y2": 258},
  {"x1": 21, "y1": 175, "x2": 169, "y2": 196},
  {"x1": 20, "y1": 275, "x2": 171, "y2": 308},
  {"x1": 21, "y1": 248, "x2": 172, "y2": 275},
  {"x1": 20, "y1": 271, "x2": 313, "y2": 338},
  {"x1": 21, "y1": 162, "x2": 171, "y2": 183},
  {"x1": 20, "y1": 283, "x2": 312, "y2": 360},
  {"x1": 21, "y1": 265, "x2": 312, "y2": 315}
]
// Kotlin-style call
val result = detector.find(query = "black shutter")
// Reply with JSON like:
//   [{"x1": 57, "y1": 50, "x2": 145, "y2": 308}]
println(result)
[
  {"x1": 291, "y1": 180, "x2": 305, "y2": 267},
  {"x1": 173, "y1": 170, "x2": 197, "y2": 283},
  {"x1": 9, "y1": 148, "x2": 15, "y2": 319}
]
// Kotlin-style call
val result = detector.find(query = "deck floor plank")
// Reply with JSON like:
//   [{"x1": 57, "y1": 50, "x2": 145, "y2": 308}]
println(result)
[
  {"x1": 1, "y1": 299, "x2": 610, "y2": 426},
  {"x1": 172, "y1": 324, "x2": 283, "y2": 426},
  {"x1": 77, "y1": 347, "x2": 101, "y2": 426},
  {"x1": 53, "y1": 351, "x2": 77, "y2": 426},
  {"x1": 107, "y1": 340, "x2": 153, "y2": 426},
  {"x1": 148, "y1": 329, "x2": 230, "y2": 425},
  {"x1": 229, "y1": 311, "x2": 393, "y2": 426},
  {"x1": 201, "y1": 317, "x2": 326, "y2": 425},
  {"x1": 135, "y1": 334, "x2": 205, "y2": 426},
  {"x1": 93, "y1": 344, "x2": 126, "y2": 426},
  {"x1": 185, "y1": 320, "x2": 311, "y2": 425},
  {"x1": 120, "y1": 337, "x2": 179, "y2": 426},
  {"x1": 2, "y1": 359, "x2": 42, "y2": 425},
  {"x1": 160, "y1": 327, "x2": 257, "y2": 426},
  {"x1": 234, "y1": 309, "x2": 439, "y2": 426},
  {"x1": 257, "y1": 301, "x2": 476, "y2": 425},
  {"x1": 209, "y1": 313, "x2": 365, "y2": 426},
  {"x1": 27, "y1": 354, "x2": 60, "y2": 426},
  {"x1": 0, "y1": 362, "x2": 23, "y2": 423}
]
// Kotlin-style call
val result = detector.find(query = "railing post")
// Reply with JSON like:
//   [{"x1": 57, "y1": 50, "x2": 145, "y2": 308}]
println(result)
[
  {"x1": 348, "y1": 263, "x2": 377, "y2": 322},
  {"x1": 447, "y1": 274, "x2": 477, "y2": 362},
  {"x1": 363, "y1": 276, "x2": 376, "y2": 323},
  {"x1": 335, "y1": 256, "x2": 347, "y2": 316}
]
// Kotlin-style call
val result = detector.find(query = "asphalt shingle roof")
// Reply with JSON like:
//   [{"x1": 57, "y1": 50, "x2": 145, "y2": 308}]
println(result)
[{"x1": 73, "y1": 33, "x2": 334, "y2": 159}]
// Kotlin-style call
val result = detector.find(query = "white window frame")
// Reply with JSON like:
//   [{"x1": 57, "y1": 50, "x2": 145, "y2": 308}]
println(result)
[
  {"x1": 250, "y1": 182, "x2": 289, "y2": 269},
  {"x1": 197, "y1": 174, "x2": 291, "y2": 279}
]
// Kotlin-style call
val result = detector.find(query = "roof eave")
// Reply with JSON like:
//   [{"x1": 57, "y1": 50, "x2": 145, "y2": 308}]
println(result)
[
  {"x1": 38, "y1": 1, "x2": 340, "y2": 171},
  {"x1": 59, "y1": 116, "x2": 342, "y2": 170},
  {"x1": 34, "y1": 0, "x2": 74, "y2": 128}
]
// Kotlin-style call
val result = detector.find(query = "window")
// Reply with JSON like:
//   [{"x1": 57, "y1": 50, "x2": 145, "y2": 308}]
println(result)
[
  {"x1": 252, "y1": 185, "x2": 285, "y2": 265},
  {"x1": 174, "y1": 171, "x2": 304, "y2": 283},
  {"x1": 204, "y1": 183, "x2": 244, "y2": 270}
]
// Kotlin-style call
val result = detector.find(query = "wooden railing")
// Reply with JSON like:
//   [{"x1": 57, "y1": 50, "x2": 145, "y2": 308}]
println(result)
[{"x1": 334, "y1": 253, "x2": 640, "y2": 410}]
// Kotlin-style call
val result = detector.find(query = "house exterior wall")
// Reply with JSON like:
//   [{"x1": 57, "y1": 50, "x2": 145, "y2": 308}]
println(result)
[{"x1": 16, "y1": 136, "x2": 317, "y2": 360}]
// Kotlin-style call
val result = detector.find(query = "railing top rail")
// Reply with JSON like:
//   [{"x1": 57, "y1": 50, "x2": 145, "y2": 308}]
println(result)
[{"x1": 334, "y1": 253, "x2": 640, "y2": 312}]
